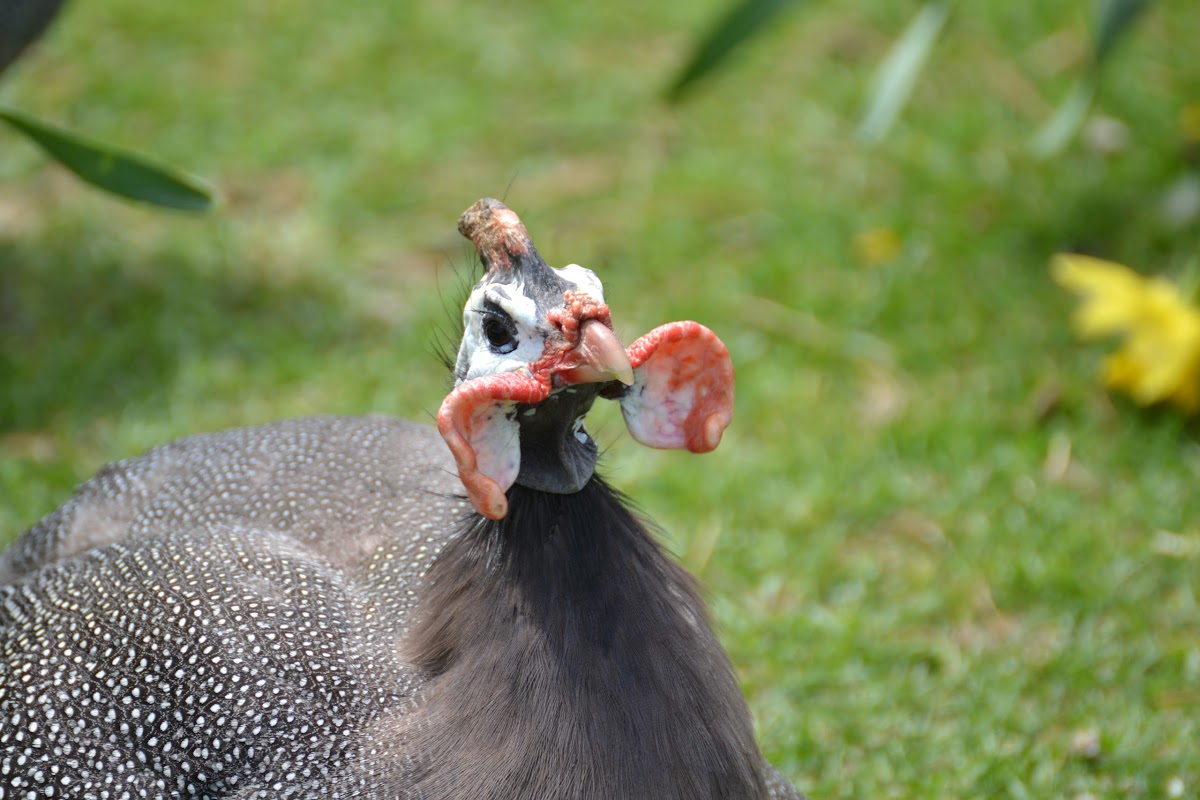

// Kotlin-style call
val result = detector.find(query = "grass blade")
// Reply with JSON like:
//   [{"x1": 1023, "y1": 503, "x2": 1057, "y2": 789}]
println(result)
[
  {"x1": 0, "y1": 105, "x2": 215, "y2": 211},
  {"x1": 857, "y1": 0, "x2": 951, "y2": 145},
  {"x1": 665, "y1": 0, "x2": 800, "y2": 104},
  {"x1": 1029, "y1": 76, "x2": 1096, "y2": 159},
  {"x1": 1094, "y1": 0, "x2": 1153, "y2": 64},
  {"x1": 1029, "y1": 0, "x2": 1150, "y2": 158}
]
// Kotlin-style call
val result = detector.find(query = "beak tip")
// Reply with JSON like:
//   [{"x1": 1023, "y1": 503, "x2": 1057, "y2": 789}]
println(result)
[{"x1": 569, "y1": 319, "x2": 634, "y2": 387}]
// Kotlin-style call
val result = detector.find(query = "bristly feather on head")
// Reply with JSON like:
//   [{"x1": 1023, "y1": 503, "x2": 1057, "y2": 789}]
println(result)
[{"x1": 430, "y1": 248, "x2": 476, "y2": 376}]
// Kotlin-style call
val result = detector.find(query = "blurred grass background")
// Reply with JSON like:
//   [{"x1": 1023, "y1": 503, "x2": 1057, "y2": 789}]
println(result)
[{"x1": 2, "y1": 2, "x2": 1199, "y2": 796}]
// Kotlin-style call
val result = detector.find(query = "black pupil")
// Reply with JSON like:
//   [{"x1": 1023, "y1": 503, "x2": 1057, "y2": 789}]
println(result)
[{"x1": 483, "y1": 317, "x2": 517, "y2": 353}]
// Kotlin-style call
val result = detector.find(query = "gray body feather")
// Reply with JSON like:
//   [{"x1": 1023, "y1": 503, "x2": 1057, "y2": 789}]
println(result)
[{"x1": 1, "y1": 415, "x2": 801, "y2": 798}]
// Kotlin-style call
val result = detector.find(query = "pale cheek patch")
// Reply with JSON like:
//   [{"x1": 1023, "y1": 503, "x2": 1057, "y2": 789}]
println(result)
[
  {"x1": 619, "y1": 322, "x2": 734, "y2": 454},
  {"x1": 487, "y1": 282, "x2": 540, "y2": 330},
  {"x1": 621, "y1": 378, "x2": 690, "y2": 447},
  {"x1": 455, "y1": 282, "x2": 548, "y2": 384},
  {"x1": 555, "y1": 264, "x2": 604, "y2": 303},
  {"x1": 472, "y1": 406, "x2": 521, "y2": 496},
  {"x1": 461, "y1": 336, "x2": 544, "y2": 384},
  {"x1": 437, "y1": 370, "x2": 554, "y2": 519}
]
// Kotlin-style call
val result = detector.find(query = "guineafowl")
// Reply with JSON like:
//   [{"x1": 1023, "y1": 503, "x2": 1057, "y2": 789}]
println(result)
[{"x1": 0, "y1": 198, "x2": 803, "y2": 799}]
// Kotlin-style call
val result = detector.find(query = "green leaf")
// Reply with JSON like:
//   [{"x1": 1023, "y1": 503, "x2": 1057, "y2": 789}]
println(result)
[
  {"x1": 665, "y1": 0, "x2": 800, "y2": 104},
  {"x1": 0, "y1": 105, "x2": 215, "y2": 211},
  {"x1": 1029, "y1": 76, "x2": 1096, "y2": 159},
  {"x1": 1093, "y1": 0, "x2": 1153, "y2": 65},
  {"x1": 1030, "y1": 1, "x2": 1151, "y2": 159},
  {"x1": 857, "y1": 0, "x2": 951, "y2": 145}
]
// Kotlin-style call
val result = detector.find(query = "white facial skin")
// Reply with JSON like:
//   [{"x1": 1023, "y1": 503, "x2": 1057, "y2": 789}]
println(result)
[{"x1": 454, "y1": 264, "x2": 605, "y2": 385}]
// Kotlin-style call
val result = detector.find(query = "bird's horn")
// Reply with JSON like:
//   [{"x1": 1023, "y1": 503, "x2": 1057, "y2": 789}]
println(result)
[{"x1": 458, "y1": 198, "x2": 545, "y2": 276}]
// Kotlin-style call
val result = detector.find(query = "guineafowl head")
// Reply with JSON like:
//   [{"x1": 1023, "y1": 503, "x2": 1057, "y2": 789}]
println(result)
[{"x1": 438, "y1": 197, "x2": 735, "y2": 520}]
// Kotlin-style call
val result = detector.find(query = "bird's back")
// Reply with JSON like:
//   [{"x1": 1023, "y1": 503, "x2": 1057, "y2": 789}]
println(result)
[
  {"x1": 1, "y1": 415, "x2": 465, "y2": 585},
  {"x1": 0, "y1": 415, "x2": 468, "y2": 798}
]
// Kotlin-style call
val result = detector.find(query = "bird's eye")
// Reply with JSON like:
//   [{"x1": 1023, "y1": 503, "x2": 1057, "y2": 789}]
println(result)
[{"x1": 483, "y1": 315, "x2": 518, "y2": 354}]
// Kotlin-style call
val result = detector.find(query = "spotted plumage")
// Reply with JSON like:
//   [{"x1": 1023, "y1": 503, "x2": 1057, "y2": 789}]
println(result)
[
  {"x1": 1, "y1": 417, "x2": 461, "y2": 798},
  {"x1": 0, "y1": 199, "x2": 802, "y2": 799}
]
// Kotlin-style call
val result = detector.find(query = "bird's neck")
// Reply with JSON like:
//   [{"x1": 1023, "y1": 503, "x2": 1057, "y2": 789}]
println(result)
[{"x1": 397, "y1": 479, "x2": 766, "y2": 800}]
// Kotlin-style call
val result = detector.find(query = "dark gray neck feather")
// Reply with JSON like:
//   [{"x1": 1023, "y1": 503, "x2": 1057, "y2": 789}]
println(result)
[
  {"x1": 395, "y1": 479, "x2": 767, "y2": 800},
  {"x1": 514, "y1": 386, "x2": 602, "y2": 494}
]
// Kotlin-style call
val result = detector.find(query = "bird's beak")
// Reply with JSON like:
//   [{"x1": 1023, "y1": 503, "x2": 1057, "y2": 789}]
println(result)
[{"x1": 558, "y1": 320, "x2": 635, "y2": 386}]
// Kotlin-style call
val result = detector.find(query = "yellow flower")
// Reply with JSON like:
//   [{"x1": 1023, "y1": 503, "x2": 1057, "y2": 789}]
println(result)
[
  {"x1": 852, "y1": 227, "x2": 901, "y2": 266},
  {"x1": 1181, "y1": 102, "x2": 1200, "y2": 144},
  {"x1": 1052, "y1": 254, "x2": 1200, "y2": 413}
]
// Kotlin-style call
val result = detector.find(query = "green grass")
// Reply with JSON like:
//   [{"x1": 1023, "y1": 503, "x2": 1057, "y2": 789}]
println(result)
[{"x1": 3, "y1": 2, "x2": 1199, "y2": 796}]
